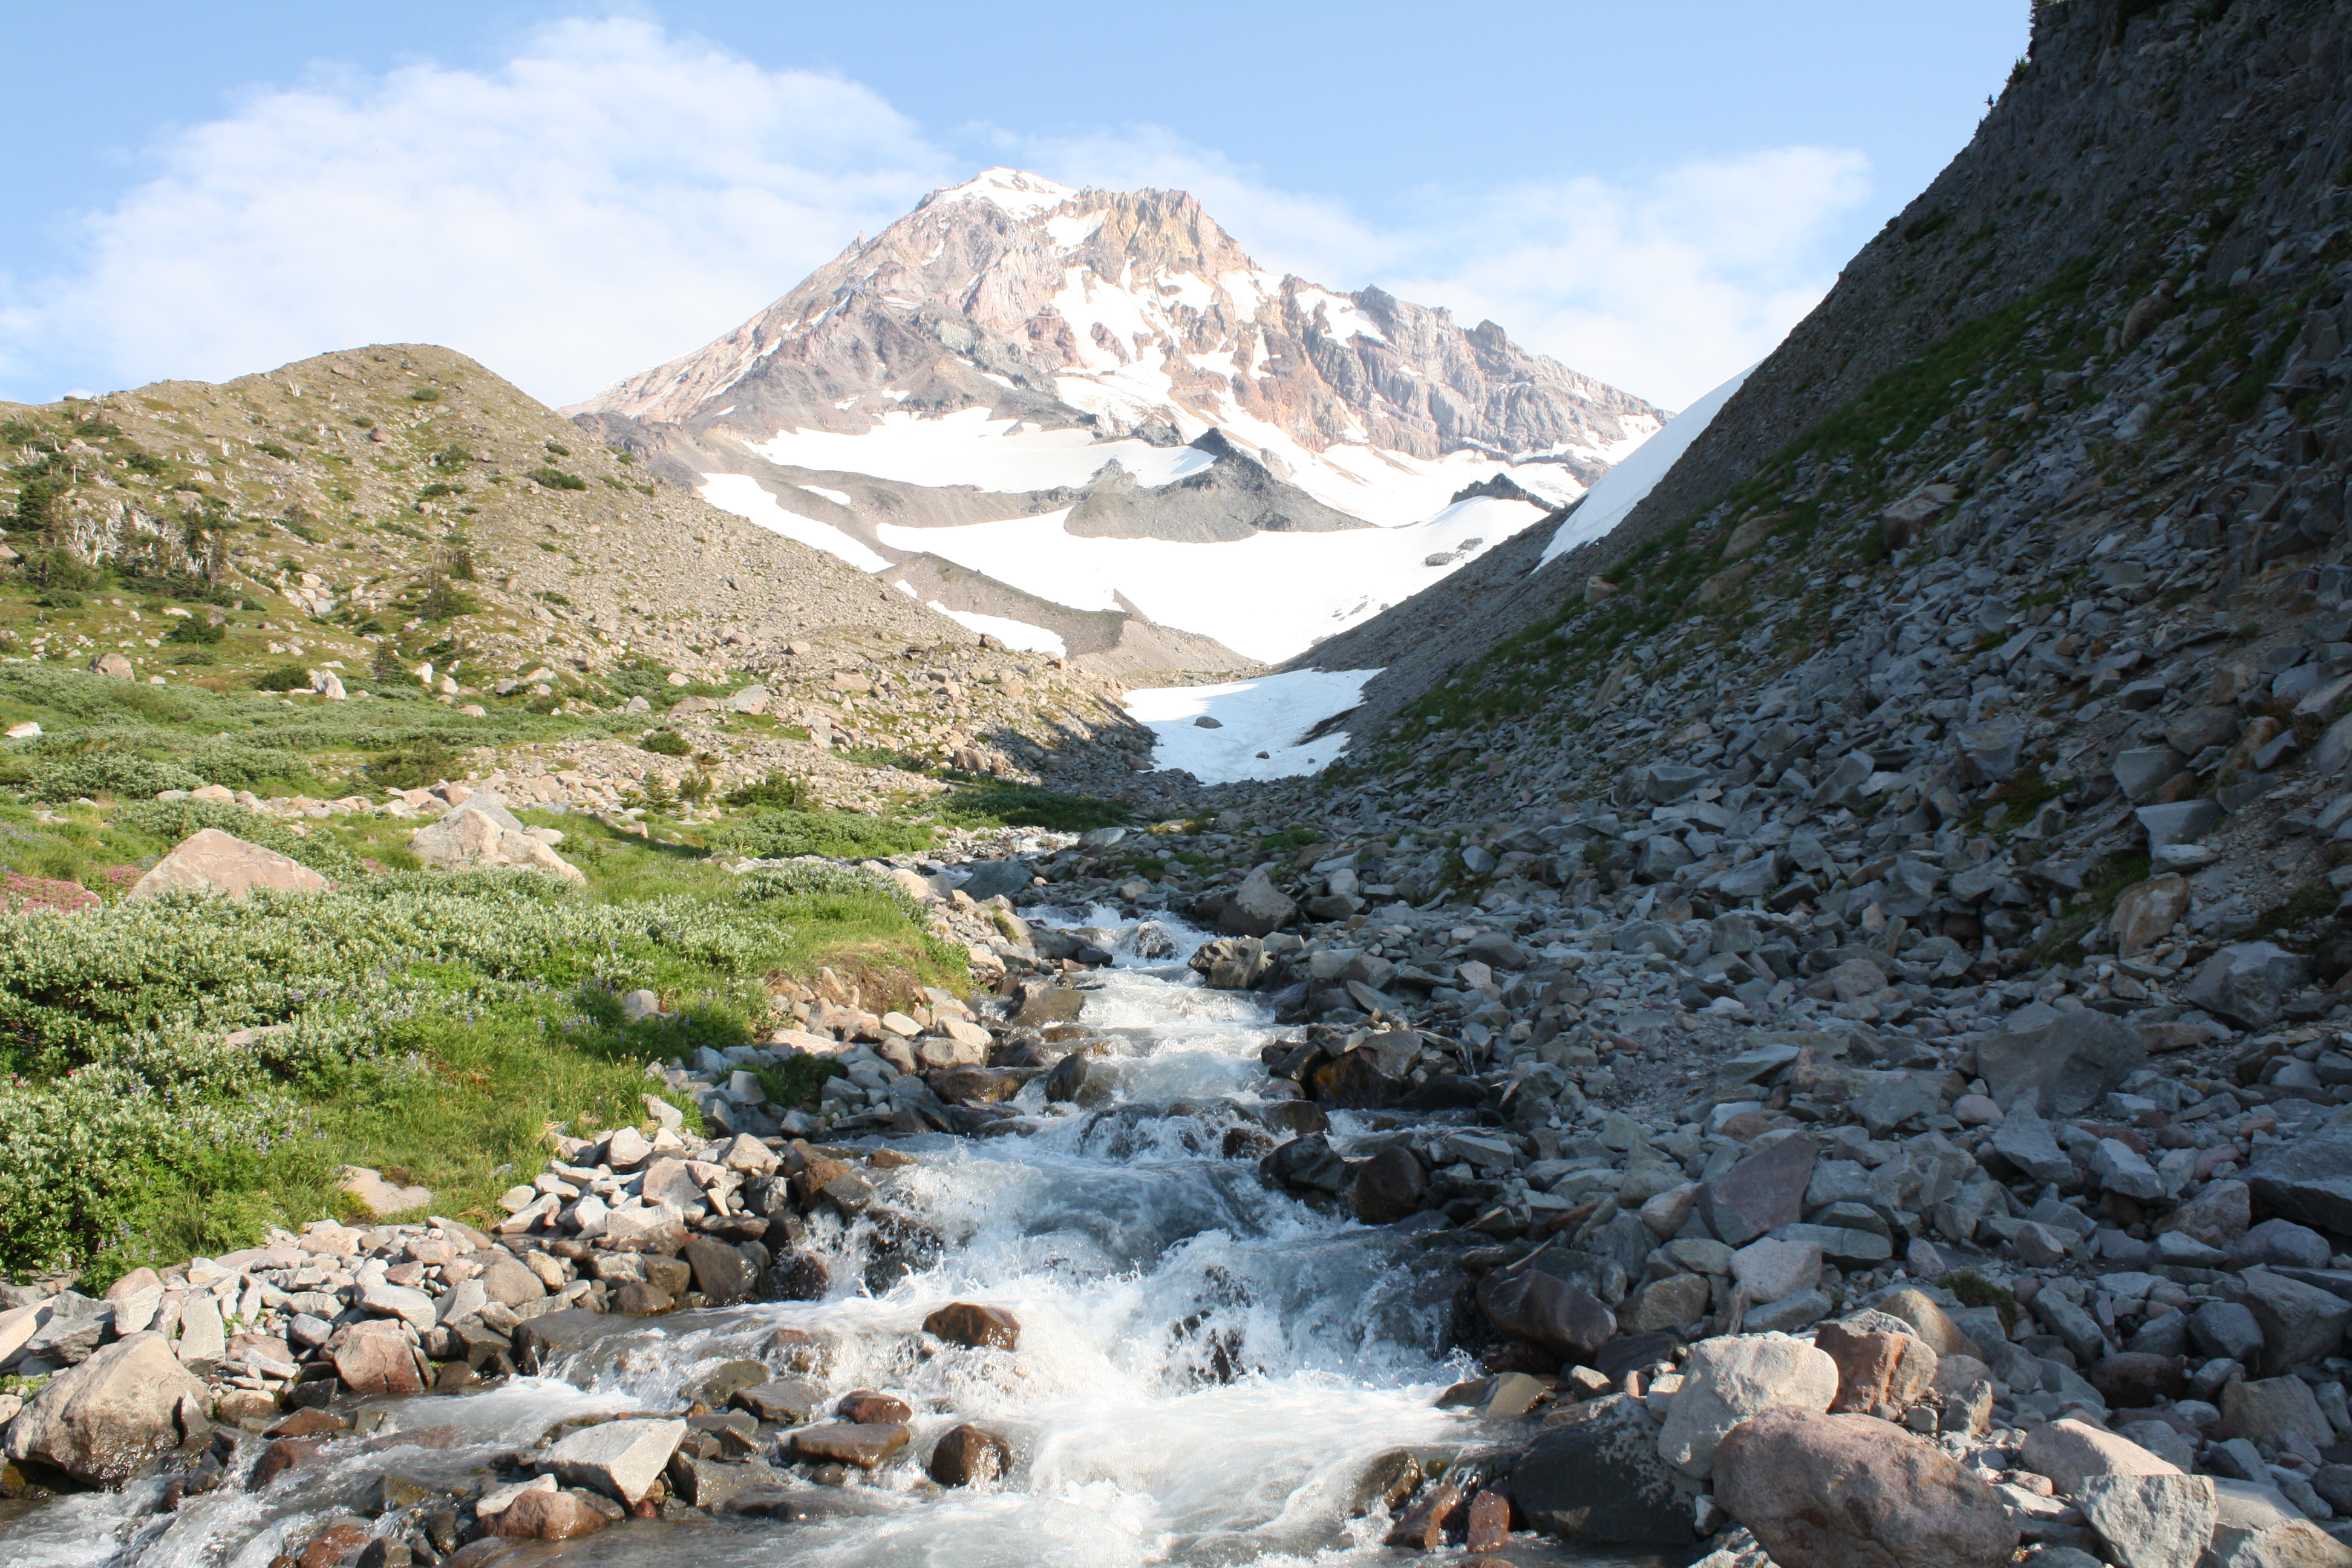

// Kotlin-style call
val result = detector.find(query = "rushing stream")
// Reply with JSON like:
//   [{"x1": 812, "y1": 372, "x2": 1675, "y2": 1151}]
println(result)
[{"x1": 1, "y1": 910, "x2": 1636, "y2": 1568}]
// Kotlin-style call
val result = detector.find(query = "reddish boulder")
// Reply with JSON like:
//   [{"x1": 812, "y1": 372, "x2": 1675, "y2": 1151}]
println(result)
[
  {"x1": 332, "y1": 1322, "x2": 423, "y2": 1396},
  {"x1": 489, "y1": 1488, "x2": 609, "y2": 1540},
  {"x1": 1816, "y1": 1322, "x2": 1937, "y2": 1414},
  {"x1": 928, "y1": 1423, "x2": 1013, "y2": 1486},
  {"x1": 924, "y1": 1302, "x2": 1021, "y2": 1350},
  {"x1": 1714, "y1": 1408, "x2": 2017, "y2": 1568}
]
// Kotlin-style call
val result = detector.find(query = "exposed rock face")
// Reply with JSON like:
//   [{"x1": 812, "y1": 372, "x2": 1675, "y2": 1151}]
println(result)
[
  {"x1": 1713, "y1": 1408, "x2": 2019, "y2": 1568},
  {"x1": 126, "y1": 829, "x2": 328, "y2": 901},
  {"x1": 2, "y1": 1332, "x2": 209, "y2": 1485}
]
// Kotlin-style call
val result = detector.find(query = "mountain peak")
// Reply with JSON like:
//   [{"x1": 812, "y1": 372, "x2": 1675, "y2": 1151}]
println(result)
[
  {"x1": 926, "y1": 166, "x2": 1079, "y2": 217},
  {"x1": 574, "y1": 172, "x2": 1661, "y2": 508}
]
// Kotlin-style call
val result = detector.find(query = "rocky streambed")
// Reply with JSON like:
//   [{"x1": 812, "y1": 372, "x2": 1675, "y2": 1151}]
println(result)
[{"x1": 3, "y1": 870, "x2": 2351, "y2": 1568}]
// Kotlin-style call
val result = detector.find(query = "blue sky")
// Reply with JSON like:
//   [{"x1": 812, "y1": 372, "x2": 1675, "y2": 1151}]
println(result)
[{"x1": 0, "y1": 2, "x2": 2029, "y2": 411}]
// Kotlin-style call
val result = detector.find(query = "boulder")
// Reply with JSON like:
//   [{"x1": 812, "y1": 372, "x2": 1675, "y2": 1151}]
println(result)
[
  {"x1": 2220, "y1": 1377, "x2": 2333, "y2": 1448},
  {"x1": 2235, "y1": 1270, "x2": 2351, "y2": 1374},
  {"x1": 791, "y1": 1421, "x2": 911, "y2": 1469},
  {"x1": 1697, "y1": 1135, "x2": 1818, "y2": 1247},
  {"x1": 1860, "y1": 1290, "x2": 1982, "y2": 1361},
  {"x1": 1619, "y1": 1273, "x2": 1713, "y2": 1333},
  {"x1": 2018, "y1": 1419, "x2": 2180, "y2": 1495},
  {"x1": 1975, "y1": 1010, "x2": 2145, "y2": 1116},
  {"x1": 546, "y1": 1417, "x2": 685, "y2": 1504},
  {"x1": 1656, "y1": 1333, "x2": 1838, "y2": 1480},
  {"x1": 1217, "y1": 865, "x2": 1297, "y2": 937},
  {"x1": 1990, "y1": 1110, "x2": 2076, "y2": 1184},
  {"x1": 2109, "y1": 875, "x2": 2190, "y2": 958},
  {"x1": 927, "y1": 1423, "x2": 1013, "y2": 1486},
  {"x1": 2243, "y1": 1123, "x2": 2352, "y2": 1235},
  {"x1": 126, "y1": 829, "x2": 328, "y2": 901},
  {"x1": 684, "y1": 1237, "x2": 756, "y2": 1305},
  {"x1": 923, "y1": 1302, "x2": 1020, "y2": 1350},
  {"x1": 2163, "y1": 1178, "x2": 2253, "y2": 1249},
  {"x1": 2183, "y1": 943, "x2": 2310, "y2": 1030},
  {"x1": 2074, "y1": 1474, "x2": 2216, "y2": 1568},
  {"x1": 90, "y1": 651, "x2": 136, "y2": 679},
  {"x1": 1476, "y1": 1256, "x2": 1617, "y2": 1361},
  {"x1": 2, "y1": 1331, "x2": 209, "y2": 1485},
  {"x1": 410, "y1": 797, "x2": 584, "y2": 884},
  {"x1": 1350, "y1": 1145, "x2": 1428, "y2": 1224},
  {"x1": 1514, "y1": 1393, "x2": 1691, "y2": 1545},
  {"x1": 958, "y1": 859, "x2": 1033, "y2": 902},
  {"x1": 488, "y1": 1488, "x2": 609, "y2": 1540},
  {"x1": 1713, "y1": 1408, "x2": 2017, "y2": 1568},
  {"x1": 2206, "y1": 1478, "x2": 2352, "y2": 1568},
  {"x1": 1815, "y1": 1321, "x2": 1937, "y2": 1414},
  {"x1": 333, "y1": 1320, "x2": 424, "y2": 1396},
  {"x1": 1732, "y1": 1237, "x2": 1824, "y2": 1305}
]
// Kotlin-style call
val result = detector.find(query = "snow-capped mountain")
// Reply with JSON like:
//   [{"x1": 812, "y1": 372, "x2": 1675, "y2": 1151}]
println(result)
[{"x1": 571, "y1": 168, "x2": 1664, "y2": 670}]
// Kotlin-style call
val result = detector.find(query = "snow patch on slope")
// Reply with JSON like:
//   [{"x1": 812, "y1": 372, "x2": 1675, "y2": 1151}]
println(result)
[
  {"x1": 1126, "y1": 669, "x2": 1381, "y2": 783},
  {"x1": 875, "y1": 495, "x2": 1545, "y2": 662},
  {"x1": 926, "y1": 604, "x2": 1067, "y2": 655},
  {"x1": 1537, "y1": 367, "x2": 1751, "y2": 569},
  {"x1": 697, "y1": 473, "x2": 891, "y2": 572}
]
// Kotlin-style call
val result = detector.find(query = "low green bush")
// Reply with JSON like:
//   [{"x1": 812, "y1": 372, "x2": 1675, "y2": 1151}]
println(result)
[
  {"x1": 712, "y1": 807, "x2": 933, "y2": 861},
  {"x1": 641, "y1": 729, "x2": 691, "y2": 756},
  {"x1": 725, "y1": 769, "x2": 815, "y2": 809},
  {"x1": 253, "y1": 666, "x2": 312, "y2": 692},
  {"x1": 25, "y1": 751, "x2": 204, "y2": 802},
  {"x1": 188, "y1": 741, "x2": 318, "y2": 793},
  {"x1": 0, "y1": 875, "x2": 799, "y2": 1276},
  {"x1": 933, "y1": 782, "x2": 1128, "y2": 832},
  {"x1": 733, "y1": 861, "x2": 878, "y2": 901}
]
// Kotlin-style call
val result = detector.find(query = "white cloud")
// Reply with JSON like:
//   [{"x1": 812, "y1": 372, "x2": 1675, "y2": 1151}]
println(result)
[
  {"x1": 0, "y1": 18, "x2": 1870, "y2": 414},
  {"x1": 0, "y1": 18, "x2": 950, "y2": 406}
]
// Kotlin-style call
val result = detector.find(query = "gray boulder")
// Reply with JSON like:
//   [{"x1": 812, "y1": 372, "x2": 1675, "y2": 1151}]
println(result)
[
  {"x1": 2181, "y1": 943, "x2": 2310, "y2": 1030},
  {"x1": 1514, "y1": 1394, "x2": 1691, "y2": 1544},
  {"x1": 1975, "y1": 1010, "x2": 2145, "y2": 1116},
  {"x1": 2244, "y1": 1123, "x2": 2352, "y2": 1235},
  {"x1": 4, "y1": 1331, "x2": 209, "y2": 1484},
  {"x1": 411, "y1": 797, "x2": 584, "y2": 884},
  {"x1": 958, "y1": 858, "x2": 1034, "y2": 902},
  {"x1": 1217, "y1": 865, "x2": 1297, "y2": 937}
]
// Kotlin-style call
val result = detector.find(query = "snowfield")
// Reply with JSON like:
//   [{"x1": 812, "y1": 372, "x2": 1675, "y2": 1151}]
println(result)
[
  {"x1": 1125, "y1": 669, "x2": 1382, "y2": 782},
  {"x1": 747, "y1": 408, "x2": 1215, "y2": 493},
  {"x1": 874, "y1": 495, "x2": 1548, "y2": 663}
]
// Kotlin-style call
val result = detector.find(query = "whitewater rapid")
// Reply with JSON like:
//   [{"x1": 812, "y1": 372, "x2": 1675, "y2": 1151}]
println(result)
[{"x1": 0, "y1": 910, "x2": 1629, "y2": 1567}]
